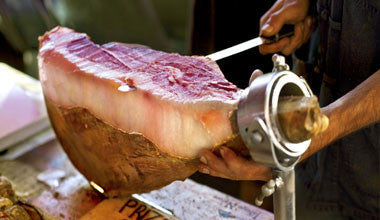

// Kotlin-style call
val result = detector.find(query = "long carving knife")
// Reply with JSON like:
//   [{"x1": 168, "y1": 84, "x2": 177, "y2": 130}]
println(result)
[{"x1": 206, "y1": 24, "x2": 294, "y2": 61}]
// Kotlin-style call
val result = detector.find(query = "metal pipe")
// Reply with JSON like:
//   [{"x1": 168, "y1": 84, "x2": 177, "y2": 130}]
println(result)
[{"x1": 273, "y1": 169, "x2": 295, "y2": 220}]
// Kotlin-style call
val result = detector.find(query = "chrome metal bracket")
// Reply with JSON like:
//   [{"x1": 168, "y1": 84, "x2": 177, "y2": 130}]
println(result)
[{"x1": 237, "y1": 54, "x2": 314, "y2": 220}]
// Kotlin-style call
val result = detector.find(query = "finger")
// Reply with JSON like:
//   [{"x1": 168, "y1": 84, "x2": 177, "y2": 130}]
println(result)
[
  {"x1": 221, "y1": 148, "x2": 272, "y2": 181},
  {"x1": 261, "y1": 7, "x2": 293, "y2": 37},
  {"x1": 198, "y1": 150, "x2": 233, "y2": 179},
  {"x1": 198, "y1": 163, "x2": 230, "y2": 179},
  {"x1": 261, "y1": 0, "x2": 310, "y2": 37},
  {"x1": 259, "y1": 37, "x2": 290, "y2": 55},
  {"x1": 249, "y1": 69, "x2": 264, "y2": 85},
  {"x1": 281, "y1": 21, "x2": 304, "y2": 55},
  {"x1": 302, "y1": 16, "x2": 314, "y2": 43},
  {"x1": 199, "y1": 148, "x2": 248, "y2": 179},
  {"x1": 260, "y1": 0, "x2": 284, "y2": 27},
  {"x1": 220, "y1": 147, "x2": 248, "y2": 172},
  {"x1": 199, "y1": 149, "x2": 273, "y2": 181},
  {"x1": 198, "y1": 149, "x2": 228, "y2": 172}
]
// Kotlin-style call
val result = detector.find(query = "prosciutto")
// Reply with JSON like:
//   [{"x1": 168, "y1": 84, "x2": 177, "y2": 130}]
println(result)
[{"x1": 38, "y1": 27, "x2": 241, "y2": 195}]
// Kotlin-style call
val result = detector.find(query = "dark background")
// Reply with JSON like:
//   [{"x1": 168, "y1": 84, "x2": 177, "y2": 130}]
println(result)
[{"x1": 190, "y1": 0, "x2": 276, "y2": 210}]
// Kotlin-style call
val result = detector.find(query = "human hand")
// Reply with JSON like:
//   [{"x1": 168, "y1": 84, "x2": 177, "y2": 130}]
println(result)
[
  {"x1": 198, "y1": 147, "x2": 272, "y2": 181},
  {"x1": 198, "y1": 69, "x2": 272, "y2": 181},
  {"x1": 259, "y1": 0, "x2": 315, "y2": 55}
]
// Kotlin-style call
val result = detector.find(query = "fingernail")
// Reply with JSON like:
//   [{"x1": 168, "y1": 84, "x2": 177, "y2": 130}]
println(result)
[
  {"x1": 262, "y1": 24, "x2": 273, "y2": 35},
  {"x1": 220, "y1": 148, "x2": 226, "y2": 158},
  {"x1": 201, "y1": 167, "x2": 209, "y2": 174},
  {"x1": 200, "y1": 156, "x2": 207, "y2": 165}
]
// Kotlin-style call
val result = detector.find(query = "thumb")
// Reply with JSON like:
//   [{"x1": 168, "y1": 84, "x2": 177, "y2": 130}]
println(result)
[
  {"x1": 261, "y1": 10, "x2": 287, "y2": 36},
  {"x1": 261, "y1": 7, "x2": 299, "y2": 37},
  {"x1": 249, "y1": 69, "x2": 264, "y2": 85}
]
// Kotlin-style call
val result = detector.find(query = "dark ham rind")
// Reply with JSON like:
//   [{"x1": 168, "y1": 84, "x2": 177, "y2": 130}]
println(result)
[
  {"x1": 46, "y1": 99, "x2": 198, "y2": 196},
  {"x1": 38, "y1": 26, "x2": 241, "y2": 195}
]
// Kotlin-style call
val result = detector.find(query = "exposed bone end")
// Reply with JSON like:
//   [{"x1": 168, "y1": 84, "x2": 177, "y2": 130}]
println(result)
[{"x1": 277, "y1": 96, "x2": 329, "y2": 143}]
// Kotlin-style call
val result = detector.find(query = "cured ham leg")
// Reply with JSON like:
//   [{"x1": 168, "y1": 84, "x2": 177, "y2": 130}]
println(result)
[
  {"x1": 38, "y1": 27, "x2": 240, "y2": 196},
  {"x1": 38, "y1": 27, "x2": 328, "y2": 196}
]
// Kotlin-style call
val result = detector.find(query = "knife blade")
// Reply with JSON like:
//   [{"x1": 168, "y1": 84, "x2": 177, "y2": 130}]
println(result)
[{"x1": 206, "y1": 24, "x2": 294, "y2": 61}]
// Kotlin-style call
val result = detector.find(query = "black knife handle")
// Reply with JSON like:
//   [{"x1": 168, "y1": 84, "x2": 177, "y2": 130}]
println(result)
[{"x1": 262, "y1": 24, "x2": 294, "y2": 44}]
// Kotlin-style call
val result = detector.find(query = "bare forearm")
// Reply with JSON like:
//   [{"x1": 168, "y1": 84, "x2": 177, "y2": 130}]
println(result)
[{"x1": 301, "y1": 69, "x2": 380, "y2": 160}]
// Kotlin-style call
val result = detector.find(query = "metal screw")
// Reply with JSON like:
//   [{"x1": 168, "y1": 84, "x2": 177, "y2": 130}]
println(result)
[
  {"x1": 272, "y1": 54, "x2": 289, "y2": 71},
  {"x1": 255, "y1": 176, "x2": 284, "y2": 207},
  {"x1": 255, "y1": 179, "x2": 276, "y2": 206},
  {"x1": 251, "y1": 131, "x2": 263, "y2": 143}
]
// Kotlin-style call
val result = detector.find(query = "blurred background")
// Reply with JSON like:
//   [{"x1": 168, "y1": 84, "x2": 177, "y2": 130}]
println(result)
[
  {"x1": 0, "y1": 0, "x2": 277, "y2": 87},
  {"x1": 0, "y1": 0, "x2": 278, "y2": 210}
]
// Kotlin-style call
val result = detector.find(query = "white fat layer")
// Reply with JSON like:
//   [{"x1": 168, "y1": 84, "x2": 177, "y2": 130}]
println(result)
[{"x1": 39, "y1": 60, "x2": 237, "y2": 158}]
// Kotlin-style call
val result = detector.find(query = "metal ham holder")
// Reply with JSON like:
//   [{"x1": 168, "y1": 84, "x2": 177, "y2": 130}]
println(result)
[
  {"x1": 207, "y1": 42, "x2": 313, "y2": 219},
  {"x1": 237, "y1": 54, "x2": 313, "y2": 220}
]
